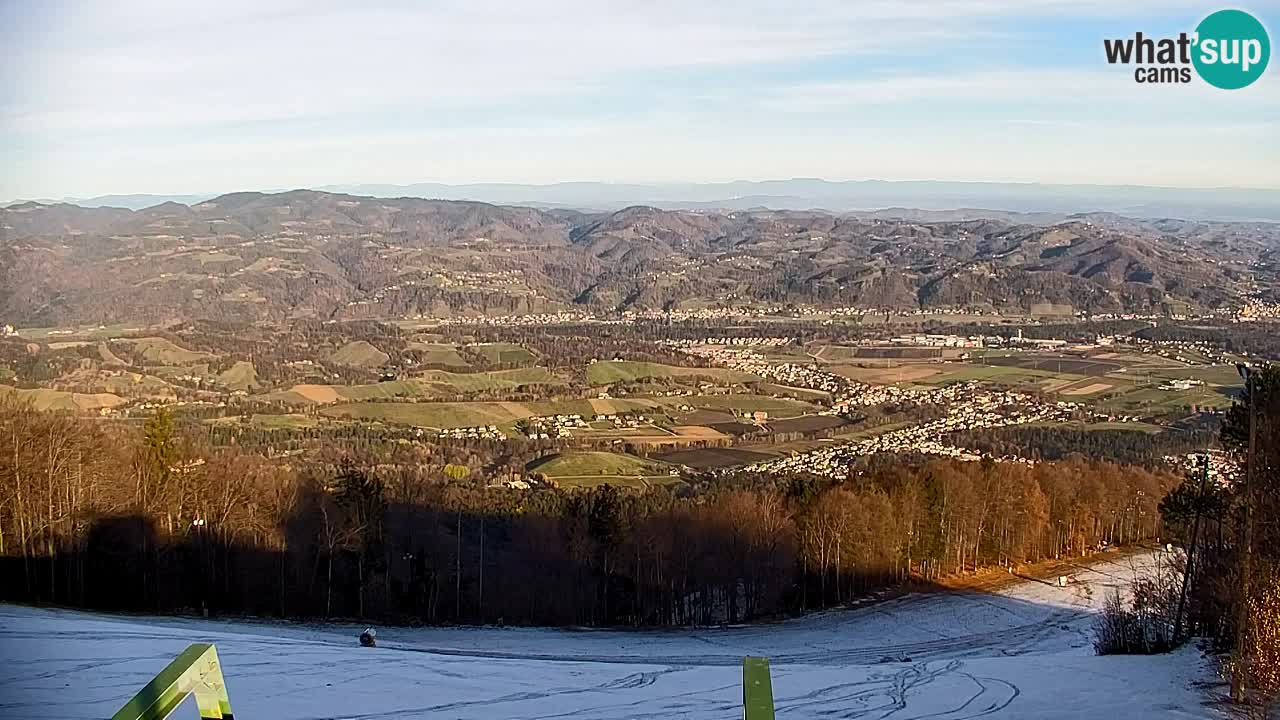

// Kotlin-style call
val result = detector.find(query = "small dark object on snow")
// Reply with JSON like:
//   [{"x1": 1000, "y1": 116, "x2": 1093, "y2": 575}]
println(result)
[{"x1": 359, "y1": 628, "x2": 377, "y2": 647}]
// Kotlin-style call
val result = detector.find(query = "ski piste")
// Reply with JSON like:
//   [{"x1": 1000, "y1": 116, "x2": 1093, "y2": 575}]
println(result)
[{"x1": 110, "y1": 642, "x2": 775, "y2": 719}]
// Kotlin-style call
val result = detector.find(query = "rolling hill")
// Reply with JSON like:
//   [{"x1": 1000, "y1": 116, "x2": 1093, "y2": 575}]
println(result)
[{"x1": 2, "y1": 190, "x2": 1276, "y2": 327}]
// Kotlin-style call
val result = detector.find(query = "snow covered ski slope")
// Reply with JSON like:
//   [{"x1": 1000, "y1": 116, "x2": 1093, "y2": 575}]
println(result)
[{"x1": 0, "y1": 552, "x2": 1215, "y2": 719}]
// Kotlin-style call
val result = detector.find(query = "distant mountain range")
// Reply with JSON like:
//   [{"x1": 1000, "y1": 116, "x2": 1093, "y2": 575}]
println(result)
[
  {"x1": 7, "y1": 179, "x2": 1279, "y2": 222},
  {"x1": 2, "y1": 189, "x2": 1277, "y2": 327}
]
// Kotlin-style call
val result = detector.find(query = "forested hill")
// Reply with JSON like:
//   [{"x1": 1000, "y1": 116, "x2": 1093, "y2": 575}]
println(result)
[{"x1": 2, "y1": 190, "x2": 1277, "y2": 326}]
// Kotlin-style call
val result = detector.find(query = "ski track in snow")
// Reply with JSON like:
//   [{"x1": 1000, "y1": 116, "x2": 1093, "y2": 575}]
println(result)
[{"x1": 0, "y1": 552, "x2": 1214, "y2": 719}]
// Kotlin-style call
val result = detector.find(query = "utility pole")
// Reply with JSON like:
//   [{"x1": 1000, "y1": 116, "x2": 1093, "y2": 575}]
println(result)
[{"x1": 1232, "y1": 365, "x2": 1257, "y2": 703}]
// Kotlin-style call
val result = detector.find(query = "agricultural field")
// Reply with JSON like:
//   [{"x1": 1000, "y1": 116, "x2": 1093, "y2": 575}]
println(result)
[
  {"x1": 1135, "y1": 363, "x2": 1248, "y2": 386},
  {"x1": 417, "y1": 367, "x2": 565, "y2": 392},
  {"x1": 322, "y1": 401, "x2": 524, "y2": 429},
  {"x1": 831, "y1": 349, "x2": 1244, "y2": 416},
  {"x1": 313, "y1": 393, "x2": 813, "y2": 435},
  {"x1": 114, "y1": 337, "x2": 217, "y2": 365},
  {"x1": 45, "y1": 341, "x2": 93, "y2": 350},
  {"x1": 814, "y1": 345, "x2": 946, "y2": 362},
  {"x1": 261, "y1": 368, "x2": 567, "y2": 405},
  {"x1": 753, "y1": 345, "x2": 820, "y2": 364},
  {"x1": 0, "y1": 385, "x2": 126, "y2": 412},
  {"x1": 914, "y1": 363, "x2": 1074, "y2": 386},
  {"x1": 754, "y1": 382, "x2": 831, "y2": 401},
  {"x1": 586, "y1": 360, "x2": 759, "y2": 386},
  {"x1": 830, "y1": 364, "x2": 946, "y2": 385},
  {"x1": 669, "y1": 394, "x2": 821, "y2": 418},
  {"x1": 763, "y1": 414, "x2": 848, "y2": 434},
  {"x1": 326, "y1": 340, "x2": 390, "y2": 368},
  {"x1": 316, "y1": 398, "x2": 645, "y2": 429},
  {"x1": 409, "y1": 342, "x2": 471, "y2": 367},
  {"x1": 1092, "y1": 384, "x2": 1236, "y2": 414},
  {"x1": 981, "y1": 354, "x2": 1125, "y2": 376},
  {"x1": 655, "y1": 446, "x2": 777, "y2": 469},
  {"x1": 50, "y1": 369, "x2": 179, "y2": 400},
  {"x1": 14, "y1": 323, "x2": 154, "y2": 341},
  {"x1": 468, "y1": 342, "x2": 537, "y2": 365},
  {"x1": 527, "y1": 451, "x2": 680, "y2": 489},
  {"x1": 657, "y1": 433, "x2": 855, "y2": 469},
  {"x1": 217, "y1": 361, "x2": 260, "y2": 391}
]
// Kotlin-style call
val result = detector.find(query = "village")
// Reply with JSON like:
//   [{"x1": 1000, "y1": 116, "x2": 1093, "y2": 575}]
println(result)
[
  {"x1": 676, "y1": 342, "x2": 1096, "y2": 473},
  {"x1": 745, "y1": 387, "x2": 1073, "y2": 477},
  {"x1": 435, "y1": 425, "x2": 507, "y2": 441}
]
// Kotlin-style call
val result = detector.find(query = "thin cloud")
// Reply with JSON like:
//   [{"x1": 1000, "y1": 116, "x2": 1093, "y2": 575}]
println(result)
[
  {"x1": 1, "y1": 0, "x2": 1275, "y2": 197},
  {"x1": 760, "y1": 68, "x2": 1280, "y2": 109}
]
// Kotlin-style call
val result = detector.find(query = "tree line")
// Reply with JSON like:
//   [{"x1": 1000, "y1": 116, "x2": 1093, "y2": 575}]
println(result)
[
  {"x1": 952, "y1": 424, "x2": 1217, "y2": 467},
  {"x1": 1157, "y1": 365, "x2": 1279, "y2": 706},
  {"x1": 0, "y1": 395, "x2": 1178, "y2": 628}
]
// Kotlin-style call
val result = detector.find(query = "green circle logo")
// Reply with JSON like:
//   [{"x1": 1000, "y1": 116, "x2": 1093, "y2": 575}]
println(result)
[{"x1": 1193, "y1": 9, "x2": 1270, "y2": 89}]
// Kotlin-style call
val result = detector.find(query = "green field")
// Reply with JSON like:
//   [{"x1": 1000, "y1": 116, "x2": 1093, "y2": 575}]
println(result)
[
  {"x1": 530, "y1": 451, "x2": 669, "y2": 476},
  {"x1": 17, "y1": 323, "x2": 151, "y2": 341},
  {"x1": 755, "y1": 382, "x2": 831, "y2": 401},
  {"x1": 1125, "y1": 364, "x2": 1245, "y2": 387},
  {"x1": 0, "y1": 384, "x2": 125, "y2": 411},
  {"x1": 262, "y1": 367, "x2": 568, "y2": 405},
  {"x1": 409, "y1": 342, "x2": 470, "y2": 367},
  {"x1": 334, "y1": 381, "x2": 434, "y2": 401},
  {"x1": 677, "y1": 394, "x2": 818, "y2": 417},
  {"x1": 88, "y1": 372, "x2": 176, "y2": 398},
  {"x1": 527, "y1": 451, "x2": 679, "y2": 489},
  {"x1": 120, "y1": 337, "x2": 218, "y2": 365},
  {"x1": 919, "y1": 364, "x2": 1079, "y2": 386},
  {"x1": 755, "y1": 346, "x2": 818, "y2": 363},
  {"x1": 418, "y1": 367, "x2": 564, "y2": 392},
  {"x1": 911, "y1": 358, "x2": 1241, "y2": 413},
  {"x1": 322, "y1": 401, "x2": 520, "y2": 428},
  {"x1": 327, "y1": 340, "x2": 390, "y2": 368},
  {"x1": 469, "y1": 342, "x2": 537, "y2": 365},
  {"x1": 218, "y1": 361, "x2": 260, "y2": 391},
  {"x1": 1094, "y1": 384, "x2": 1236, "y2": 413},
  {"x1": 586, "y1": 360, "x2": 759, "y2": 386},
  {"x1": 317, "y1": 397, "x2": 671, "y2": 429}
]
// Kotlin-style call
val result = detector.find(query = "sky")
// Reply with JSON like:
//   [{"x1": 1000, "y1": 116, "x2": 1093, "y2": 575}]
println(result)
[{"x1": 2, "y1": 0, "x2": 1279, "y2": 200}]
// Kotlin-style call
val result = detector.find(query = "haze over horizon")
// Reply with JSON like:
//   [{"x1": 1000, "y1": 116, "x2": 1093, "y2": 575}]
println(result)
[
  {"x1": 7, "y1": 177, "x2": 1280, "y2": 223},
  {"x1": 3, "y1": 1, "x2": 1278, "y2": 201}
]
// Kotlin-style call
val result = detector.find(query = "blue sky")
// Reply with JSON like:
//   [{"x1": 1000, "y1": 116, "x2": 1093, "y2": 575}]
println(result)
[{"x1": 2, "y1": 0, "x2": 1278, "y2": 199}]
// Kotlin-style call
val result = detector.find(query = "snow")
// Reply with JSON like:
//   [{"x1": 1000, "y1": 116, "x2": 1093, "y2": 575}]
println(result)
[{"x1": 0, "y1": 552, "x2": 1218, "y2": 719}]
